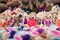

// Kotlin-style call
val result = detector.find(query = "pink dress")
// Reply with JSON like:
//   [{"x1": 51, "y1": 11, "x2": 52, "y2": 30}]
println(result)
[{"x1": 45, "y1": 19, "x2": 51, "y2": 27}]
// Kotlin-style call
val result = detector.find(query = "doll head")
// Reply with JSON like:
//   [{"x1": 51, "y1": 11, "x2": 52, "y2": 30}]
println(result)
[
  {"x1": 23, "y1": 12, "x2": 29, "y2": 19},
  {"x1": 57, "y1": 14, "x2": 60, "y2": 19},
  {"x1": 37, "y1": 12, "x2": 45, "y2": 19},
  {"x1": 51, "y1": 5, "x2": 59, "y2": 13},
  {"x1": 1, "y1": 19, "x2": 5, "y2": 24},
  {"x1": 29, "y1": 12, "x2": 36, "y2": 19},
  {"x1": 46, "y1": 12, "x2": 52, "y2": 19}
]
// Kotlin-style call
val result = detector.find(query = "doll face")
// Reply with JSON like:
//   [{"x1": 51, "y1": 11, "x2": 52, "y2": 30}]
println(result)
[
  {"x1": 1, "y1": 19, "x2": 5, "y2": 24},
  {"x1": 29, "y1": 12, "x2": 36, "y2": 19}
]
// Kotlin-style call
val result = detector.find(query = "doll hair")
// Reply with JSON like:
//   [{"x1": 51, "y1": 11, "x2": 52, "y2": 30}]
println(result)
[{"x1": 22, "y1": 34, "x2": 31, "y2": 40}]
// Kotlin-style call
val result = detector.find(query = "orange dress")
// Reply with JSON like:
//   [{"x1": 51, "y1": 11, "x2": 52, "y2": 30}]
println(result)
[
  {"x1": 0, "y1": 21, "x2": 2, "y2": 26},
  {"x1": 56, "y1": 19, "x2": 60, "y2": 27},
  {"x1": 2, "y1": 20, "x2": 9, "y2": 28},
  {"x1": 5, "y1": 20, "x2": 9, "y2": 26}
]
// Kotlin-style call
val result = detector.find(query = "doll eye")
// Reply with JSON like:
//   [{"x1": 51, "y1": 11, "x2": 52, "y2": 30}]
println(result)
[{"x1": 19, "y1": 14, "x2": 22, "y2": 17}]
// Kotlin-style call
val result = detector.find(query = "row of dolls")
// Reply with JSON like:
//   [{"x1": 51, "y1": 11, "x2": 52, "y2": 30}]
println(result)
[
  {"x1": 0, "y1": 13, "x2": 51, "y2": 28},
  {"x1": 0, "y1": 6, "x2": 60, "y2": 28}
]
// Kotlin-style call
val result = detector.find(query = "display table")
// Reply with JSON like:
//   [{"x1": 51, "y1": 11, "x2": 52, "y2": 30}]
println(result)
[{"x1": 6, "y1": 24, "x2": 58, "y2": 40}]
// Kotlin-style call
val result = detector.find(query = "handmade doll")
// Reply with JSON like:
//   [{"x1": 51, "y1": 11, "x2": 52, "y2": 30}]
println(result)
[
  {"x1": 51, "y1": 5, "x2": 59, "y2": 13},
  {"x1": 44, "y1": 16, "x2": 51, "y2": 27},
  {"x1": 28, "y1": 13, "x2": 36, "y2": 27},
  {"x1": 51, "y1": 5, "x2": 59, "y2": 24},
  {"x1": 37, "y1": 12, "x2": 45, "y2": 25}
]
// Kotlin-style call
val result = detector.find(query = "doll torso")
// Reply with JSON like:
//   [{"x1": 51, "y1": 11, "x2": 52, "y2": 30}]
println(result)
[
  {"x1": 28, "y1": 18, "x2": 36, "y2": 27},
  {"x1": 45, "y1": 19, "x2": 51, "y2": 27}
]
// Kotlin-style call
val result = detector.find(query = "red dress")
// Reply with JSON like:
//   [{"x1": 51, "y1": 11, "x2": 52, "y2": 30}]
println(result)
[{"x1": 28, "y1": 18, "x2": 36, "y2": 27}]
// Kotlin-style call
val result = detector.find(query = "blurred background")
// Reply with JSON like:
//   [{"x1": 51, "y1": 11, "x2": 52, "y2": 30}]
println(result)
[{"x1": 0, "y1": 0, "x2": 60, "y2": 13}]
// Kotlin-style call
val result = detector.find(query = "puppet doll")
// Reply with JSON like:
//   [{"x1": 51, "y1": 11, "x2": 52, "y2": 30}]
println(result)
[
  {"x1": 28, "y1": 12, "x2": 36, "y2": 27},
  {"x1": 44, "y1": 16, "x2": 51, "y2": 27},
  {"x1": 37, "y1": 12, "x2": 45, "y2": 26}
]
